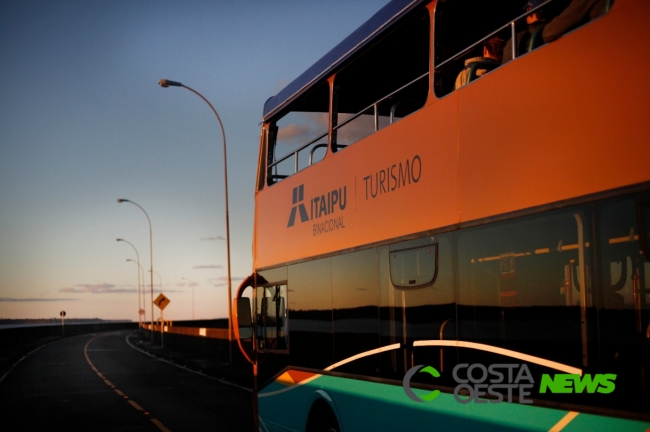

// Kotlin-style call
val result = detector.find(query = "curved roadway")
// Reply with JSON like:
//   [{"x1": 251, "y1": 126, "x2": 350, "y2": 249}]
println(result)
[{"x1": 0, "y1": 330, "x2": 253, "y2": 431}]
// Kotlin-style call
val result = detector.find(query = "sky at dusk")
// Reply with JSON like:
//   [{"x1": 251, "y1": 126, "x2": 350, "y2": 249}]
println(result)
[{"x1": 0, "y1": 0, "x2": 389, "y2": 322}]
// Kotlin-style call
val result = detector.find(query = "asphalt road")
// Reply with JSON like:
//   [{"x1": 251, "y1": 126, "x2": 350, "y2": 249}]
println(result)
[{"x1": 0, "y1": 330, "x2": 253, "y2": 431}]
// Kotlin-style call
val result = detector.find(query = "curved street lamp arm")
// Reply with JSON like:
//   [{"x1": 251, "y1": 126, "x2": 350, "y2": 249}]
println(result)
[
  {"x1": 117, "y1": 198, "x2": 155, "y2": 341},
  {"x1": 158, "y1": 79, "x2": 233, "y2": 363}
]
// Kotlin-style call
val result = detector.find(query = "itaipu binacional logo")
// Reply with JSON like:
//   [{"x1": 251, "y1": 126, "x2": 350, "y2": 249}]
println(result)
[
  {"x1": 287, "y1": 184, "x2": 309, "y2": 227},
  {"x1": 402, "y1": 365, "x2": 441, "y2": 402},
  {"x1": 287, "y1": 184, "x2": 348, "y2": 235}
]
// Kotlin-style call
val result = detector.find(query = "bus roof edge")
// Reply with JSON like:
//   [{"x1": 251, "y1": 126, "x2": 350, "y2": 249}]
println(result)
[{"x1": 261, "y1": 0, "x2": 425, "y2": 122}]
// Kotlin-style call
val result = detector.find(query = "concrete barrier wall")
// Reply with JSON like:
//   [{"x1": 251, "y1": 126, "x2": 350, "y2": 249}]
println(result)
[
  {"x1": 141, "y1": 323, "x2": 249, "y2": 364},
  {"x1": 0, "y1": 321, "x2": 138, "y2": 341},
  {"x1": 158, "y1": 319, "x2": 228, "y2": 329}
]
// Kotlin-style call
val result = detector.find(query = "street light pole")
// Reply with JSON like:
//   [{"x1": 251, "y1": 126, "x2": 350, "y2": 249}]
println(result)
[
  {"x1": 151, "y1": 270, "x2": 163, "y2": 294},
  {"x1": 124, "y1": 258, "x2": 142, "y2": 326},
  {"x1": 126, "y1": 258, "x2": 146, "y2": 324},
  {"x1": 158, "y1": 79, "x2": 233, "y2": 364},
  {"x1": 182, "y1": 277, "x2": 196, "y2": 320},
  {"x1": 118, "y1": 238, "x2": 143, "y2": 327},
  {"x1": 150, "y1": 270, "x2": 164, "y2": 347},
  {"x1": 117, "y1": 198, "x2": 154, "y2": 341}
]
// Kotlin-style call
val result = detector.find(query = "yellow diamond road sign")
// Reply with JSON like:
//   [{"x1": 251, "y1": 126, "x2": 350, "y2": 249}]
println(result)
[{"x1": 154, "y1": 293, "x2": 170, "y2": 310}]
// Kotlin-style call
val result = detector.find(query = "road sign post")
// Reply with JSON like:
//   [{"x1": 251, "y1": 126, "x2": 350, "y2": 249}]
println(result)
[
  {"x1": 154, "y1": 293, "x2": 170, "y2": 347},
  {"x1": 60, "y1": 310, "x2": 66, "y2": 335}
]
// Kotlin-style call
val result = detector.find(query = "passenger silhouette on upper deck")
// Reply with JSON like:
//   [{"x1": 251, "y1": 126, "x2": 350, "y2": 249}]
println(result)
[
  {"x1": 542, "y1": 0, "x2": 608, "y2": 42},
  {"x1": 454, "y1": 36, "x2": 504, "y2": 89},
  {"x1": 502, "y1": 0, "x2": 548, "y2": 64}
]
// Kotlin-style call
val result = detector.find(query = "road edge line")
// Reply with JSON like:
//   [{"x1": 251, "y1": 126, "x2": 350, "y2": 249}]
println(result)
[
  {"x1": 0, "y1": 338, "x2": 60, "y2": 384},
  {"x1": 124, "y1": 332, "x2": 252, "y2": 393}
]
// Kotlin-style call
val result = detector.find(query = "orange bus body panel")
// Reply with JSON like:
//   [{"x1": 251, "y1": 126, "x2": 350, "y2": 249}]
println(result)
[
  {"x1": 255, "y1": 98, "x2": 458, "y2": 269},
  {"x1": 458, "y1": 0, "x2": 650, "y2": 222},
  {"x1": 255, "y1": 0, "x2": 650, "y2": 270}
]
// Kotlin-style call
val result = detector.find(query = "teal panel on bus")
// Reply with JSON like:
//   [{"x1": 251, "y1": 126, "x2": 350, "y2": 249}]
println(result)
[
  {"x1": 559, "y1": 414, "x2": 650, "y2": 432},
  {"x1": 258, "y1": 372, "x2": 650, "y2": 431}
]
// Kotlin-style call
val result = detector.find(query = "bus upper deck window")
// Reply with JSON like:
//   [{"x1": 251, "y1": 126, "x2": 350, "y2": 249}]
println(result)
[
  {"x1": 434, "y1": 2, "x2": 524, "y2": 97},
  {"x1": 266, "y1": 82, "x2": 329, "y2": 185},
  {"x1": 333, "y1": 9, "x2": 429, "y2": 149},
  {"x1": 434, "y1": 0, "x2": 613, "y2": 96}
]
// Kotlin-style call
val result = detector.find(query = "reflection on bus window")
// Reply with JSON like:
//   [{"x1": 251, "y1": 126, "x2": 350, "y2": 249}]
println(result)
[
  {"x1": 384, "y1": 234, "x2": 455, "y2": 380},
  {"x1": 455, "y1": 208, "x2": 597, "y2": 406},
  {"x1": 333, "y1": 9, "x2": 429, "y2": 148},
  {"x1": 287, "y1": 259, "x2": 333, "y2": 369},
  {"x1": 267, "y1": 82, "x2": 329, "y2": 185},
  {"x1": 638, "y1": 200, "x2": 650, "y2": 262},
  {"x1": 599, "y1": 198, "x2": 650, "y2": 311},
  {"x1": 597, "y1": 194, "x2": 650, "y2": 413},
  {"x1": 389, "y1": 236, "x2": 438, "y2": 288},
  {"x1": 332, "y1": 249, "x2": 380, "y2": 375},
  {"x1": 256, "y1": 284, "x2": 288, "y2": 351},
  {"x1": 457, "y1": 210, "x2": 590, "y2": 365}
]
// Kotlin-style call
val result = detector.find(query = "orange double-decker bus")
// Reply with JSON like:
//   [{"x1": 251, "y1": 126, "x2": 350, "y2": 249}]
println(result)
[{"x1": 234, "y1": 0, "x2": 650, "y2": 430}]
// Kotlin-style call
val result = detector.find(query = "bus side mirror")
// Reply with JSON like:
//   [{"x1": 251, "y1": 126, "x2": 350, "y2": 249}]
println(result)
[{"x1": 234, "y1": 297, "x2": 253, "y2": 340}]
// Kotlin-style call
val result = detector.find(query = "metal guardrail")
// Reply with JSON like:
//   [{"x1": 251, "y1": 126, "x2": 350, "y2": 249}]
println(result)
[{"x1": 142, "y1": 323, "x2": 231, "y2": 340}]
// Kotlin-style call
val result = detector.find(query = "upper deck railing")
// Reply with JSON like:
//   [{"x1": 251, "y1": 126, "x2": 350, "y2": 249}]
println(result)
[
  {"x1": 267, "y1": 0, "x2": 615, "y2": 184},
  {"x1": 267, "y1": 71, "x2": 429, "y2": 181},
  {"x1": 436, "y1": 0, "x2": 555, "y2": 71},
  {"x1": 268, "y1": 130, "x2": 328, "y2": 180}
]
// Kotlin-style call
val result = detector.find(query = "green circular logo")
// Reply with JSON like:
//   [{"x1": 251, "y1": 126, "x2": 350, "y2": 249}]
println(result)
[{"x1": 403, "y1": 365, "x2": 441, "y2": 402}]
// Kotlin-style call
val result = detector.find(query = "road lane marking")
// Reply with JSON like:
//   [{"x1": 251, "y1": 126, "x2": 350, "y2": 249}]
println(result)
[
  {"x1": 0, "y1": 339, "x2": 59, "y2": 384},
  {"x1": 84, "y1": 333, "x2": 172, "y2": 430},
  {"x1": 128, "y1": 400, "x2": 144, "y2": 411},
  {"x1": 151, "y1": 418, "x2": 173, "y2": 432},
  {"x1": 549, "y1": 411, "x2": 579, "y2": 432},
  {"x1": 125, "y1": 333, "x2": 252, "y2": 393}
]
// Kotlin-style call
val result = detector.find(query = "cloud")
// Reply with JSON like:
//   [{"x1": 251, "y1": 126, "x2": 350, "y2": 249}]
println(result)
[
  {"x1": 336, "y1": 113, "x2": 376, "y2": 144},
  {"x1": 0, "y1": 298, "x2": 78, "y2": 302},
  {"x1": 193, "y1": 265, "x2": 223, "y2": 269},
  {"x1": 200, "y1": 236, "x2": 225, "y2": 241},
  {"x1": 275, "y1": 112, "x2": 328, "y2": 149},
  {"x1": 59, "y1": 284, "x2": 136, "y2": 294},
  {"x1": 141, "y1": 284, "x2": 182, "y2": 294},
  {"x1": 211, "y1": 276, "x2": 245, "y2": 286},
  {"x1": 277, "y1": 123, "x2": 313, "y2": 143}
]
